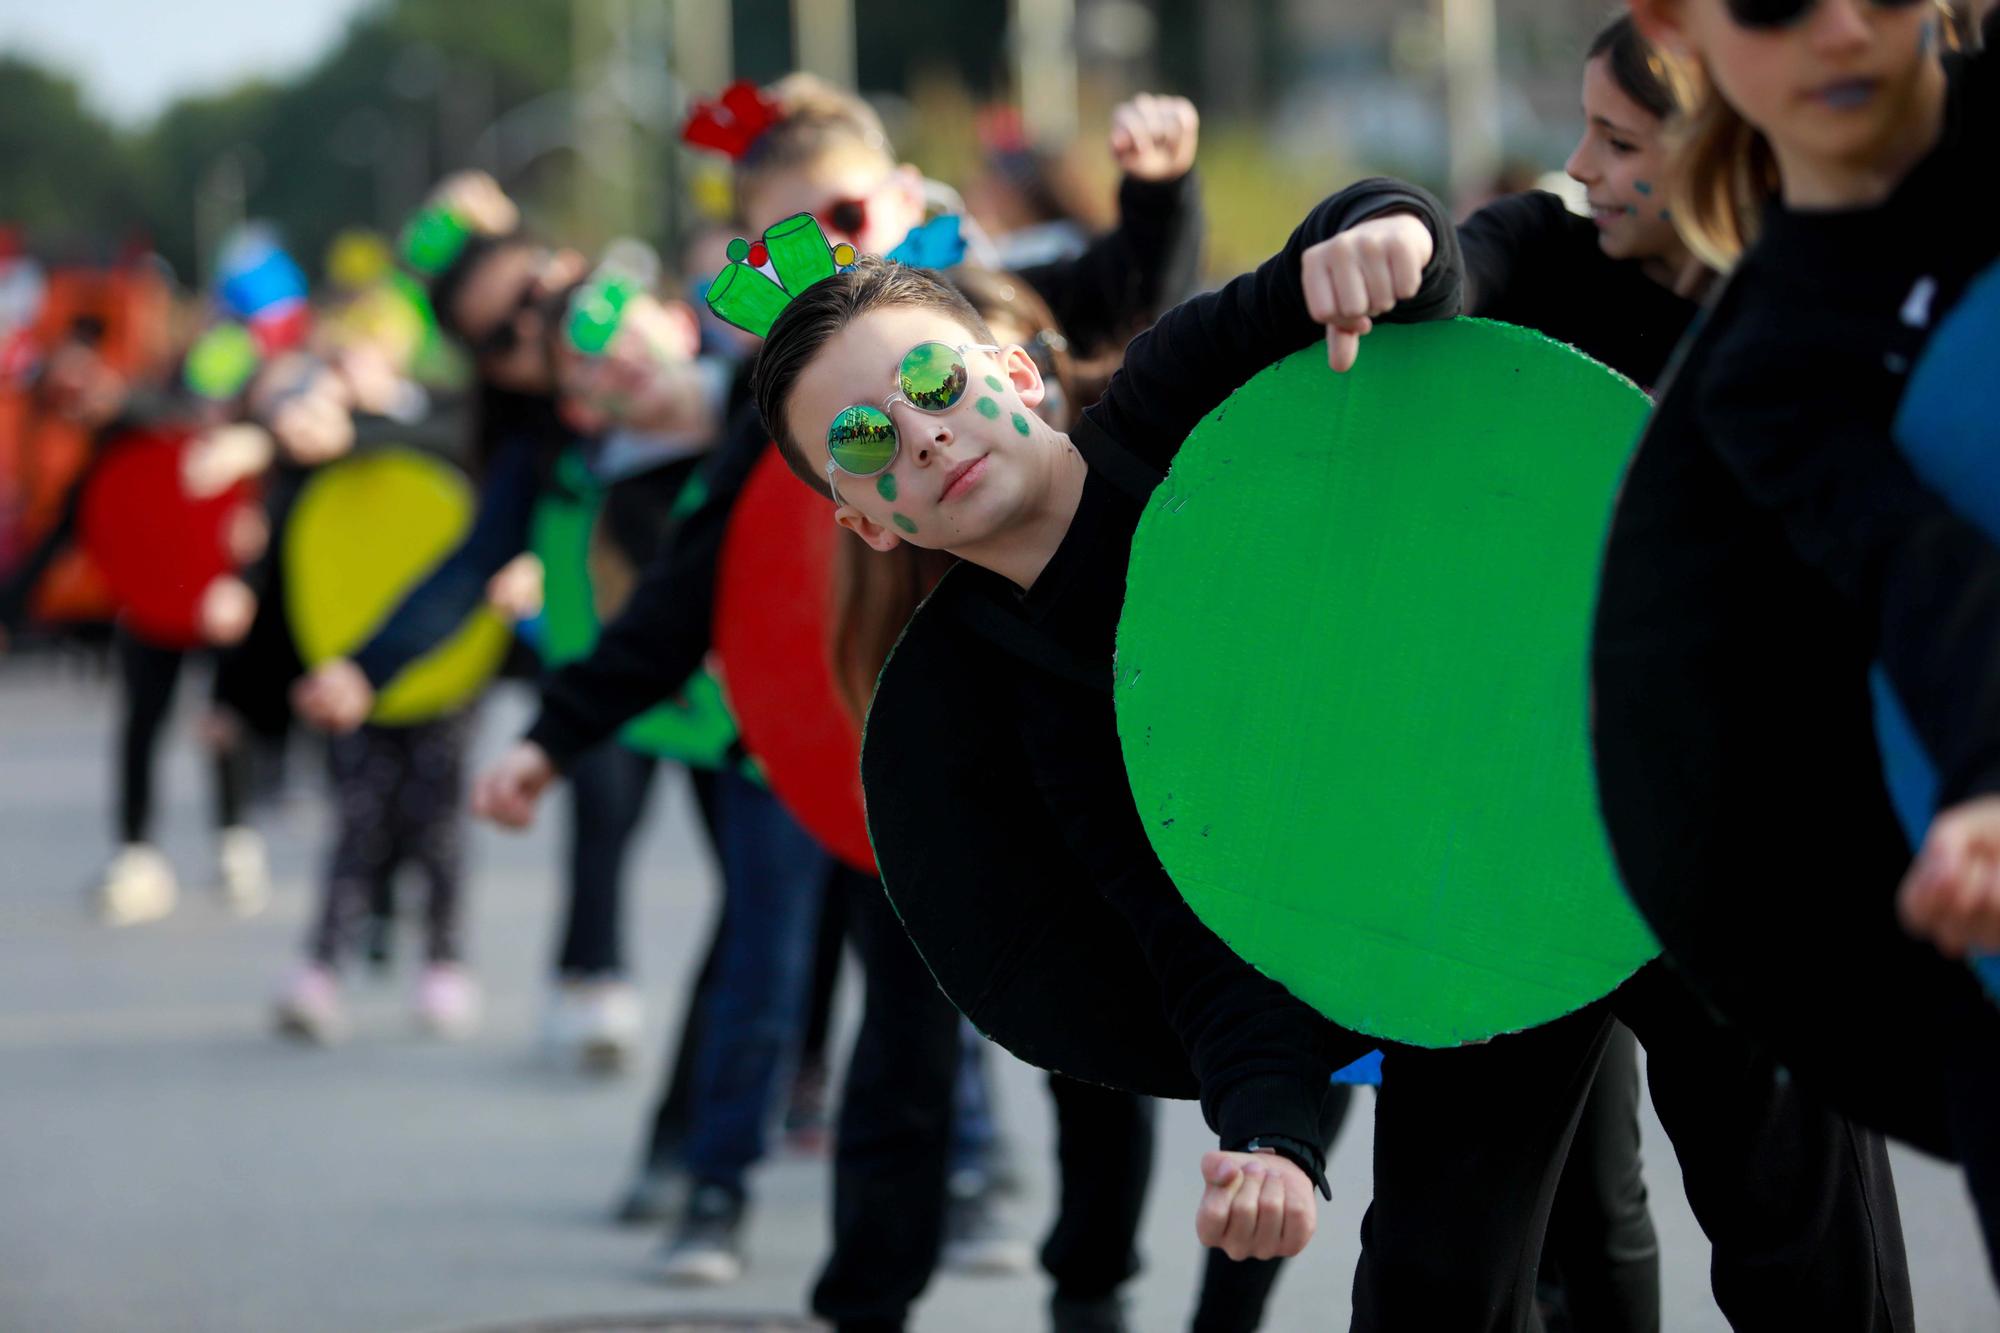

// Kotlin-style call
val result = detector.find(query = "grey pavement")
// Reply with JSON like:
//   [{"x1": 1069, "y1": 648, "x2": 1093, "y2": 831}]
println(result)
[{"x1": 1, "y1": 663, "x2": 1995, "y2": 1332}]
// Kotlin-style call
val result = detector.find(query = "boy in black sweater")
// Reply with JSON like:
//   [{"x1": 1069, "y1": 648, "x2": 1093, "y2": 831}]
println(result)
[{"x1": 745, "y1": 179, "x2": 1912, "y2": 1328}]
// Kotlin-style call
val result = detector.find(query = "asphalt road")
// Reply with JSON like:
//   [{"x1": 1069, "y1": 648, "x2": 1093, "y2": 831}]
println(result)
[{"x1": 1, "y1": 662, "x2": 1994, "y2": 1332}]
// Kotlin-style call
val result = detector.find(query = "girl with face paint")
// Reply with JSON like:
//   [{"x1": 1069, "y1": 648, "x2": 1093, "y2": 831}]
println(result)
[
  {"x1": 1460, "y1": 16, "x2": 1708, "y2": 392},
  {"x1": 1591, "y1": 0, "x2": 2000, "y2": 1285},
  {"x1": 1454, "y1": 20, "x2": 1920, "y2": 1329}
]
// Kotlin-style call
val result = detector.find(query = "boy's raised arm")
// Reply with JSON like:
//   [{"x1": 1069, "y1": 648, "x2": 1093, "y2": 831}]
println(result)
[{"x1": 1084, "y1": 177, "x2": 1462, "y2": 473}]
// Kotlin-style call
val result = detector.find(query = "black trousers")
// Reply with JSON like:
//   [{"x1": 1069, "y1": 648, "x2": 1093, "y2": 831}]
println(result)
[
  {"x1": 1192, "y1": 1035, "x2": 1659, "y2": 1333},
  {"x1": 1354, "y1": 963, "x2": 1912, "y2": 1333},
  {"x1": 558, "y1": 740, "x2": 664, "y2": 978},
  {"x1": 639, "y1": 766, "x2": 726, "y2": 1165},
  {"x1": 1540, "y1": 1023, "x2": 1659, "y2": 1333},
  {"x1": 813, "y1": 869, "x2": 1224, "y2": 1331},
  {"x1": 116, "y1": 630, "x2": 244, "y2": 844}
]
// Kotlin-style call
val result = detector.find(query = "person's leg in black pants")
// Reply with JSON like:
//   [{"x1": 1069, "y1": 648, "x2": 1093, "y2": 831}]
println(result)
[
  {"x1": 618, "y1": 765, "x2": 727, "y2": 1222},
  {"x1": 116, "y1": 631, "x2": 184, "y2": 846},
  {"x1": 788, "y1": 870, "x2": 850, "y2": 1146},
  {"x1": 1616, "y1": 961, "x2": 1914, "y2": 1331},
  {"x1": 559, "y1": 740, "x2": 662, "y2": 979},
  {"x1": 1041, "y1": 1074, "x2": 1156, "y2": 1325},
  {"x1": 1355, "y1": 1002, "x2": 1615, "y2": 1332},
  {"x1": 1190, "y1": 1083, "x2": 1355, "y2": 1333},
  {"x1": 1540, "y1": 1022, "x2": 1660, "y2": 1333},
  {"x1": 811, "y1": 867, "x2": 964, "y2": 1332}
]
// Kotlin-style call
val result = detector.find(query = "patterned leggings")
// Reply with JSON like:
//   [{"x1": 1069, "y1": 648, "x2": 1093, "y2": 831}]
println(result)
[{"x1": 309, "y1": 711, "x2": 472, "y2": 967}]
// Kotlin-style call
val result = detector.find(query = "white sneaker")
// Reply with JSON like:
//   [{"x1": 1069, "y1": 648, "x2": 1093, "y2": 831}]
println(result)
[
  {"x1": 274, "y1": 964, "x2": 346, "y2": 1045},
  {"x1": 92, "y1": 844, "x2": 178, "y2": 926},
  {"x1": 545, "y1": 977, "x2": 642, "y2": 1074},
  {"x1": 416, "y1": 964, "x2": 481, "y2": 1039},
  {"x1": 216, "y1": 826, "x2": 270, "y2": 917}
]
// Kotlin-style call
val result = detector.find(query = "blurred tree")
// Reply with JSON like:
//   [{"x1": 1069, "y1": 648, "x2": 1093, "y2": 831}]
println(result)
[
  {"x1": 0, "y1": 57, "x2": 144, "y2": 253},
  {"x1": 130, "y1": 0, "x2": 575, "y2": 282}
]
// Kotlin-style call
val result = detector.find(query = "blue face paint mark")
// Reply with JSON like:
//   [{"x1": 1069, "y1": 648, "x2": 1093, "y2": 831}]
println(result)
[
  {"x1": 1920, "y1": 15, "x2": 1939, "y2": 56},
  {"x1": 1633, "y1": 180, "x2": 1654, "y2": 197}
]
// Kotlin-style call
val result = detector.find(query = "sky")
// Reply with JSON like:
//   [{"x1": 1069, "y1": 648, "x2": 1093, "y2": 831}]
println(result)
[{"x1": 0, "y1": 0, "x2": 376, "y2": 125}]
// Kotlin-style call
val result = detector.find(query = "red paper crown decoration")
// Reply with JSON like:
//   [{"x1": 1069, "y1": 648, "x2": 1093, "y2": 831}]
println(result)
[{"x1": 680, "y1": 80, "x2": 785, "y2": 161}]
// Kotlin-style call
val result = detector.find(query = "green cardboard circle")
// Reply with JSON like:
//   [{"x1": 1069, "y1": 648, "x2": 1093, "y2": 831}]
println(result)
[
  {"x1": 532, "y1": 452, "x2": 743, "y2": 769},
  {"x1": 1115, "y1": 320, "x2": 1658, "y2": 1048}
]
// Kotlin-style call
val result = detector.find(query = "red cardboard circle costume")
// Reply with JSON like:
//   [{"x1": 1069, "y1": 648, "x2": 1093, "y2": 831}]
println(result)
[{"x1": 715, "y1": 446, "x2": 876, "y2": 872}]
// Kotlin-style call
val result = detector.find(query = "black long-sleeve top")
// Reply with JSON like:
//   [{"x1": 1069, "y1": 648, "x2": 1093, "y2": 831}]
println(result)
[
  {"x1": 1014, "y1": 172, "x2": 1205, "y2": 359},
  {"x1": 522, "y1": 168, "x2": 1207, "y2": 770},
  {"x1": 963, "y1": 178, "x2": 1464, "y2": 1169},
  {"x1": 1459, "y1": 190, "x2": 1699, "y2": 390},
  {"x1": 1594, "y1": 54, "x2": 2000, "y2": 879}
]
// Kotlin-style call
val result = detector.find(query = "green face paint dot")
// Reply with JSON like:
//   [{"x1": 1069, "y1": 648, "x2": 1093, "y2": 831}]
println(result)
[
  {"x1": 975, "y1": 396, "x2": 1000, "y2": 420},
  {"x1": 875, "y1": 472, "x2": 898, "y2": 502},
  {"x1": 1011, "y1": 412, "x2": 1031, "y2": 437},
  {"x1": 1633, "y1": 180, "x2": 1654, "y2": 196},
  {"x1": 984, "y1": 374, "x2": 1006, "y2": 392},
  {"x1": 892, "y1": 513, "x2": 918, "y2": 534}
]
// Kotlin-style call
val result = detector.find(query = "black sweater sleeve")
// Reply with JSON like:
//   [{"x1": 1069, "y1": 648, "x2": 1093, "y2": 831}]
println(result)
[
  {"x1": 1015, "y1": 666, "x2": 1366, "y2": 1190},
  {"x1": 350, "y1": 433, "x2": 539, "y2": 688},
  {"x1": 1085, "y1": 177, "x2": 1463, "y2": 473},
  {"x1": 523, "y1": 407, "x2": 764, "y2": 770},
  {"x1": 1697, "y1": 298, "x2": 2000, "y2": 805},
  {"x1": 1012, "y1": 171, "x2": 1206, "y2": 358},
  {"x1": 1458, "y1": 190, "x2": 1574, "y2": 318}
]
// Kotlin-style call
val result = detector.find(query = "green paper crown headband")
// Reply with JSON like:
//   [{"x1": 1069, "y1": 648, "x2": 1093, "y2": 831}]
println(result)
[
  {"x1": 706, "y1": 213, "x2": 857, "y2": 339},
  {"x1": 398, "y1": 205, "x2": 475, "y2": 277}
]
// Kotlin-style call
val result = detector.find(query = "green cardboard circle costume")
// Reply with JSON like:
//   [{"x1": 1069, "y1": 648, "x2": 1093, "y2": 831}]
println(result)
[
  {"x1": 286, "y1": 448, "x2": 510, "y2": 725},
  {"x1": 1115, "y1": 321, "x2": 1659, "y2": 1047},
  {"x1": 532, "y1": 451, "x2": 743, "y2": 769}
]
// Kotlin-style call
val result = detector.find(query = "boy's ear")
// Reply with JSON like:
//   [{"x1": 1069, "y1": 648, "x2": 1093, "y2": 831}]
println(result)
[
  {"x1": 835, "y1": 503, "x2": 903, "y2": 553},
  {"x1": 1001, "y1": 343, "x2": 1047, "y2": 411}
]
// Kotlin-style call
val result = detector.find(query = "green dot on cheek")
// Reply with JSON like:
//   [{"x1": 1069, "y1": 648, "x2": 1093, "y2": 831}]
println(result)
[
  {"x1": 1011, "y1": 412, "x2": 1031, "y2": 437},
  {"x1": 892, "y1": 513, "x2": 918, "y2": 534},
  {"x1": 875, "y1": 472, "x2": 897, "y2": 502},
  {"x1": 984, "y1": 375, "x2": 1006, "y2": 392},
  {"x1": 975, "y1": 396, "x2": 1000, "y2": 419}
]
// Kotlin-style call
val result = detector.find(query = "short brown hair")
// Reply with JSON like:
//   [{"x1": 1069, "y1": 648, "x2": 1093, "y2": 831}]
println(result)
[
  {"x1": 1588, "y1": 15, "x2": 1675, "y2": 122},
  {"x1": 752, "y1": 257, "x2": 994, "y2": 498},
  {"x1": 737, "y1": 74, "x2": 895, "y2": 215}
]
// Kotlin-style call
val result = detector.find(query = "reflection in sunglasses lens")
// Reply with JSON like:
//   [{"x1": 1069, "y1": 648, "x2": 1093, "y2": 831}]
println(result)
[
  {"x1": 900, "y1": 343, "x2": 968, "y2": 412},
  {"x1": 829, "y1": 403, "x2": 898, "y2": 475}
]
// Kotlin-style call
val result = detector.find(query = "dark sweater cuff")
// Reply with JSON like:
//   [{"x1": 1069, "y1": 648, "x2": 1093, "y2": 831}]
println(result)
[
  {"x1": 1225, "y1": 1132, "x2": 1333, "y2": 1201},
  {"x1": 1118, "y1": 170, "x2": 1195, "y2": 211},
  {"x1": 1213, "y1": 1073, "x2": 1334, "y2": 1185},
  {"x1": 524, "y1": 709, "x2": 598, "y2": 774}
]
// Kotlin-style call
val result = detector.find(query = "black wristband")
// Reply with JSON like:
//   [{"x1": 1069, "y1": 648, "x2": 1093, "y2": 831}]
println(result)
[{"x1": 1232, "y1": 1134, "x2": 1332, "y2": 1201}]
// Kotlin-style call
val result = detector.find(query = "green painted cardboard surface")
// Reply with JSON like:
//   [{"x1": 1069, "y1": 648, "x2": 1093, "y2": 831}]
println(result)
[
  {"x1": 1114, "y1": 319, "x2": 1659, "y2": 1047},
  {"x1": 531, "y1": 453, "x2": 743, "y2": 769}
]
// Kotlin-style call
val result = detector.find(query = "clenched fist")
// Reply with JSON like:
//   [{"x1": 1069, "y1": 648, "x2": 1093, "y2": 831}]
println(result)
[
  {"x1": 1194, "y1": 1150, "x2": 1318, "y2": 1262},
  {"x1": 1110, "y1": 93, "x2": 1200, "y2": 183}
]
